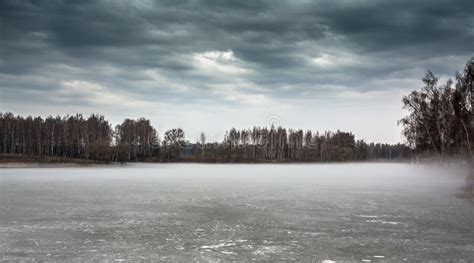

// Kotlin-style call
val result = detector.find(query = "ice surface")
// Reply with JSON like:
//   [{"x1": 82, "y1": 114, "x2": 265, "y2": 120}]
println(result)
[{"x1": 0, "y1": 163, "x2": 473, "y2": 261}]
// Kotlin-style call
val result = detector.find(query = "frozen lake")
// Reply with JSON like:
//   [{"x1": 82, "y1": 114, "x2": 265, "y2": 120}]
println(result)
[{"x1": 0, "y1": 163, "x2": 473, "y2": 261}]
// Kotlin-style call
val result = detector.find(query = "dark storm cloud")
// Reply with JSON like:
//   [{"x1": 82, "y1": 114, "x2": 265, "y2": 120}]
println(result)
[
  {"x1": 312, "y1": 0, "x2": 474, "y2": 54},
  {"x1": 1, "y1": 0, "x2": 473, "y2": 105}
]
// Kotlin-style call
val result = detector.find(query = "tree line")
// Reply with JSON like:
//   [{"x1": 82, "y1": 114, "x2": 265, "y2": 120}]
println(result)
[
  {"x1": 0, "y1": 113, "x2": 409, "y2": 163},
  {"x1": 399, "y1": 57, "x2": 473, "y2": 162},
  {"x1": 187, "y1": 128, "x2": 409, "y2": 162}
]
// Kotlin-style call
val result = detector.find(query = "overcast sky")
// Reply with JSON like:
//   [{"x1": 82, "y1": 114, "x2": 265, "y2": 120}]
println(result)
[{"x1": 1, "y1": 0, "x2": 473, "y2": 143}]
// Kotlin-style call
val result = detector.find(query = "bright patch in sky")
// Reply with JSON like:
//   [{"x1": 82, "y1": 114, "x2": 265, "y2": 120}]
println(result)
[{"x1": 193, "y1": 50, "x2": 248, "y2": 75}]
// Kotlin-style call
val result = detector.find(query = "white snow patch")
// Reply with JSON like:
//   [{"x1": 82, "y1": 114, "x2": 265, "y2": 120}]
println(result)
[
  {"x1": 366, "y1": 219, "x2": 399, "y2": 225},
  {"x1": 358, "y1": 215, "x2": 378, "y2": 218},
  {"x1": 201, "y1": 242, "x2": 236, "y2": 250}
]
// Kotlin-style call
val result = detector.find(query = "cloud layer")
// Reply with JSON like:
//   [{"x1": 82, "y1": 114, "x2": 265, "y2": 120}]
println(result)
[{"x1": 1, "y1": 0, "x2": 473, "y2": 143}]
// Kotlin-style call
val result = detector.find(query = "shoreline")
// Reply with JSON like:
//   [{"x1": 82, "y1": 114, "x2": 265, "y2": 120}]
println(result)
[
  {"x1": 0, "y1": 154, "x2": 412, "y2": 168},
  {"x1": 0, "y1": 160, "x2": 418, "y2": 169}
]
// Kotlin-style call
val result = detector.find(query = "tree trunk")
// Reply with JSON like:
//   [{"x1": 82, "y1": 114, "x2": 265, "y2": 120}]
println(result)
[{"x1": 469, "y1": 67, "x2": 474, "y2": 183}]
